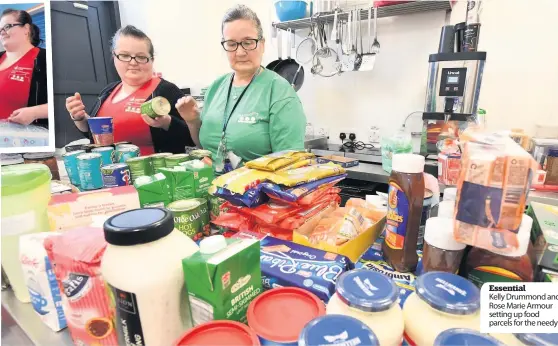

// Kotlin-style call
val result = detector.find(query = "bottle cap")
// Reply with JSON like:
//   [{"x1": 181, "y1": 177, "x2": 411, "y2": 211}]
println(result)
[
  {"x1": 335, "y1": 270, "x2": 399, "y2": 312},
  {"x1": 492, "y1": 215, "x2": 533, "y2": 257},
  {"x1": 104, "y1": 208, "x2": 174, "y2": 246},
  {"x1": 424, "y1": 217, "x2": 466, "y2": 251},
  {"x1": 391, "y1": 154, "x2": 425, "y2": 174},
  {"x1": 299, "y1": 315, "x2": 379, "y2": 346},
  {"x1": 443, "y1": 187, "x2": 457, "y2": 201},
  {"x1": 415, "y1": 272, "x2": 480, "y2": 315},
  {"x1": 437, "y1": 201, "x2": 455, "y2": 218},
  {"x1": 199, "y1": 235, "x2": 227, "y2": 254}
]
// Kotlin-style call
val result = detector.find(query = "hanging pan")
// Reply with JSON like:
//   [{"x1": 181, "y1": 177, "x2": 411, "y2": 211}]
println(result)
[
  {"x1": 266, "y1": 29, "x2": 283, "y2": 71},
  {"x1": 274, "y1": 29, "x2": 305, "y2": 91}
]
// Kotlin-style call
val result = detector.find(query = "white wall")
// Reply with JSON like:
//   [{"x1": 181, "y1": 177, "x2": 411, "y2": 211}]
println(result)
[{"x1": 118, "y1": 0, "x2": 558, "y2": 143}]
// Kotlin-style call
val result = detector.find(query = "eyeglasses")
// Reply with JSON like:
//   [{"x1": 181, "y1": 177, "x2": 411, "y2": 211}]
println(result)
[
  {"x1": 113, "y1": 53, "x2": 152, "y2": 64},
  {"x1": 0, "y1": 23, "x2": 24, "y2": 35},
  {"x1": 221, "y1": 39, "x2": 260, "y2": 52}
]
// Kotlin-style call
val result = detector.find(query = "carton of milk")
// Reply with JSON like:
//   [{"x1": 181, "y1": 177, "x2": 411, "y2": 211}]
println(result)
[
  {"x1": 19, "y1": 233, "x2": 67, "y2": 331},
  {"x1": 182, "y1": 236, "x2": 262, "y2": 325}
]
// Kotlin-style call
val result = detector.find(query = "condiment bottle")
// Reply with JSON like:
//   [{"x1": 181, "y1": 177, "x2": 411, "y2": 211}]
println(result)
[
  {"x1": 101, "y1": 208, "x2": 199, "y2": 346},
  {"x1": 465, "y1": 215, "x2": 534, "y2": 288},
  {"x1": 326, "y1": 270, "x2": 404, "y2": 346},
  {"x1": 382, "y1": 153, "x2": 425, "y2": 272},
  {"x1": 422, "y1": 217, "x2": 466, "y2": 274},
  {"x1": 403, "y1": 272, "x2": 481, "y2": 346}
]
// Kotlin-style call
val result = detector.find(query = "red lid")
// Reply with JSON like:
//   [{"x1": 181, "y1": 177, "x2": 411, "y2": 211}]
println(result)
[
  {"x1": 174, "y1": 320, "x2": 261, "y2": 346},
  {"x1": 247, "y1": 287, "x2": 325, "y2": 343}
]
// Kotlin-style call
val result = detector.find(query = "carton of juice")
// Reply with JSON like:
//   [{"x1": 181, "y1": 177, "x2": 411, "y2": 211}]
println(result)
[
  {"x1": 182, "y1": 236, "x2": 262, "y2": 325},
  {"x1": 180, "y1": 160, "x2": 214, "y2": 198}
]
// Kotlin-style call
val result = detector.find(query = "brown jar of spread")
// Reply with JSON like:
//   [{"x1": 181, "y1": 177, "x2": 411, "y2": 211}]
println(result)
[{"x1": 382, "y1": 153, "x2": 425, "y2": 273}]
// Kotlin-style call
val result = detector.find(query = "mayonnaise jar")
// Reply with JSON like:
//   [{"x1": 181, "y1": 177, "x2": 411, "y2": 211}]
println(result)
[
  {"x1": 491, "y1": 333, "x2": 558, "y2": 346},
  {"x1": 326, "y1": 269, "x2": 404, "y2": 346},
  {"x1": 403, "y1": 271, "x2": 481, "y2": 346},
  {"x1": 101, "y1": 208, "x2": 199, "y2": 346}
]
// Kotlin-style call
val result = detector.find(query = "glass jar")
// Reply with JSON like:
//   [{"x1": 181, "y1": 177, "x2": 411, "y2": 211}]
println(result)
[{"x1": 422, "y1": 217, "x2": 466, "y2": 274}]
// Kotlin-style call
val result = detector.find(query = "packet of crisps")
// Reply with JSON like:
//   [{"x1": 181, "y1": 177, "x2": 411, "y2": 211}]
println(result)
[
  {"x1": 212, "y1": 166, "x2": 271, "y2": 194},
  {"x1": 245, "y1": 150, "x2": 315, "y2": 172},
  {"x1": 268, "y1": 163, "x2": 346, "y2": 187}
]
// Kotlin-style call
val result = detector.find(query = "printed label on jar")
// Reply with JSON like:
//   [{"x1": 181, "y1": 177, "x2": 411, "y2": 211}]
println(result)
[
  {"x1": 108, "y1": 285, "x2": 145, "y2": 346},
  {"x1": 467, "y1": 266, "x2": 522, "y2": 288},
  {"x1": 385, "y1": 182, "x2": 409, "y2": 250}
]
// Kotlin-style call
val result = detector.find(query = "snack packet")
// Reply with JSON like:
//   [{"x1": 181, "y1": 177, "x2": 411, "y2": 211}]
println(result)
[
  {"x1": 212, "y1": 166, "x2": 271, "y2": 194},
  {"x1": 241, "y1": 201, "x2": 303, "y2": 225},
  {"x1": 262, "y1": 174, "x2": 347, "y2": 203},
  {"x1": 213, "y1": 185, "x2": 269, "y2": 208},
  {"x1": 245, "y1": 150, "x2": 315, "y2": 172},
  {"x1": 279, "y1": 200, "x2": 338, "y2": 230},
  {"x1": 211, "y1": 212, "x2": 255, "y2": 233},
  {"x1": 268, "y1": 163, "x2": 346, "y2": 187}
]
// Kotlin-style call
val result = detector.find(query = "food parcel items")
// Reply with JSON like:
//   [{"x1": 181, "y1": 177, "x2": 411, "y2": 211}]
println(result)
[
  {"x1": 259, "y1": 236, "x2": 351, "y2": 302},
  {"x1": 19, "y1": 233, "x2": 67, "y2": 331},
  {"x1": 101, "y1": 208, "x2": 199, "y2": 346},
  {"x1": 326, "y1": 270, "x2": 404, "y2": 346},
  {"x1": 213, "y1": 166, "x2": 272, "y2": 195},
  {"x1": 299, "y1": 315, "x2": 380, "y2": 346},
  {"x1": 527, "y1": 202, "x2": 558, "y2": 275},
  {"x1": 261, "y1": 174, "x2": 347, "y2": 204},
  {"x1": 268, "y1": 163, "x2": 346, "y2": 187},
  {"x1": 182, "y1": 236, "x2": 262, "y2": 325},
  {"x1": 245, "y1": 150, "x2": 315, "y2": 172},
  {"x1": 156, "y1": 166, "x2": 195, "y2": 201},
  {"x1": 454, "y1": 132, "x2": 536, "y2": 254},
  {"x1": 214, "y1": 184, "x2": 268, "y2": 208},
  {"x1": 47, "y1": 186, "x2": 140, "y2": 232},
  {"x1": 277, "y1": 158, "x2": 317, "y2": 171},
  {"x1": 134, "y1": 173, "x2": 172, "y2": 208},
  {"x1": 180, "y1": 160, "x2": 215, "y2": 197},
  {"x1": 168, "y1": 199, "x2": 211, "y2": 241},
  {"x1": 44, "y1": 227, "x2": 118, "y2": 345},
  {"x1": 174, "y1": 320, "x2": 261, "y2": 346}
]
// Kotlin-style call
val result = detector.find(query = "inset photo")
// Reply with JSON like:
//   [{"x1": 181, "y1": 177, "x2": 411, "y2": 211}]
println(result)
[{"x1": 0, "y1": 1, "x2": 53, "y2": 152}]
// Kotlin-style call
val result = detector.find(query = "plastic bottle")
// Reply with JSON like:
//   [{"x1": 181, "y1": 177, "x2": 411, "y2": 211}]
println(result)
[{"x1": 382, "y1": 154, "x2": 425, "y2": 272}]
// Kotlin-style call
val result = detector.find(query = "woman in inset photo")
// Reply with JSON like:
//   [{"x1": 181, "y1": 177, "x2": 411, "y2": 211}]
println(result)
[{"x1": 0, "y1": 8, "x2": 48, "y2": 127}]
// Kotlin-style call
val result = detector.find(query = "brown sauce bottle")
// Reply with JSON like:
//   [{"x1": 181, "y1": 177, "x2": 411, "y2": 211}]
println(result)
[{"x1": 382, "y1": 154, "x2": 425, "y2": 272}]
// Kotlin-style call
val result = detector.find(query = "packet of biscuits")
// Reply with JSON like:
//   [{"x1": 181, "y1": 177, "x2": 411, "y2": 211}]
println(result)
[
  {"x1": 246, "y1": 150, "x2": 315, "y2": 172},
  {"x1": 268, "y1": 162, "x2": 346, "y2": 187}
]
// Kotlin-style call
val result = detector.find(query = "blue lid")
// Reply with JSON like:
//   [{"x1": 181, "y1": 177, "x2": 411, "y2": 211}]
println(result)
[
  {"x1": 336, "y1": 269, "x2": 399, "y2": 312},
  {"x1": 515, "y1": 333, "x2": 558, "y2": 346},
  {"x1": 299, "y1": 315, "x2": 379, "y2": 346},
  {"x1": 434, "y1": 329, "x2": 503, "y2": 346},
  {"x1": 415, "y1": 272, "x2": 480, "y2": 315}
]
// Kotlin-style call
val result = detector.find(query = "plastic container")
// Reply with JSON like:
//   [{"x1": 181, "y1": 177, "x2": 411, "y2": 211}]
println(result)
[
  {"x1": 437, "y1": 200, "x2": 455, "y2": 218},
  {"x1": 403, "y1": 272, "x2": 481, "y2": 345},
  {"x1": 381, "y1": 128, "x2": 413, "y2": 173},
  {"x1": 247, "y1": 287, "x2": 325, "y2": 345},
  {"x1": 174, "y1": 320, "x2": 261, "y2": 346},
  {"x1": 435, "y1": 329, "x2": 503, "y2": 346},
  {"x1": 326, "y1": 270, "x2": 403, "y2": 346},
  {"x1": 422, "y1": 217, "x2": 466, "y2": 274},
  {"x1": 101, "y1": 208, "x2": 199, "y2": 346},
  {"x1": 274, "y1": 1, "x2": 307, "y2": 22},
  {"x1": 88, "y1": 117, "x2": 114, "y2": 146},
  {"x1": 1, "y1": 163, "x2": 52, "y2": 303},
  {"x1": 299, "y1": 315, "x2": 379, "y2": 346}
]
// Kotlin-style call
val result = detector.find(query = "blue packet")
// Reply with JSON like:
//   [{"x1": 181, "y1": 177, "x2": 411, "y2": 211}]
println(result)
[
  {"x1": 261, "y1": 174, "x2": 347, "y2": 203},
  {"x1": 260, "y1": 236, "x2": 352, "y2": 302},
  {"x1": 214, "y1": 185, "x2": 269, "y2": 208}
]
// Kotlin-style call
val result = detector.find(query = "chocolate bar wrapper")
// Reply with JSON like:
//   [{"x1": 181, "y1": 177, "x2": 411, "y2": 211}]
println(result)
[{"x1": 260, "y1": 236, "x2": 351, "y2": 302}]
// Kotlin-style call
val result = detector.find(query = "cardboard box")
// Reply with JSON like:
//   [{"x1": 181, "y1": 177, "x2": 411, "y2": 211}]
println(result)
[
  {"x1": 317, "y1": 155, "x2": 359, "y2": 168},
  {"x1": 526, "y1": 202, "x2": 558, "y2": 275},
  {"x1": 48, "y1": 186, "x2": 140, "y2": 232}
]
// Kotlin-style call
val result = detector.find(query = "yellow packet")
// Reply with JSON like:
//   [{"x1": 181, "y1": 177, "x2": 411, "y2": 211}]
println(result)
[
  {"x1": 277, "y1": 158, "x2": 317, "y2": 172},
  {"x1": 269, "y1": 162, "x2": 346, "y2": 187},
  {"x1": 212, "y1": 166, "x2": 271, "y2": 194},
  {"x1": 246, "y1": 150, "x2": 315, "y2": 172}
]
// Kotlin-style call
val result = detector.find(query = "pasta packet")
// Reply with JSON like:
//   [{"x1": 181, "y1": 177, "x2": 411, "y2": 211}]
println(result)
[
  {"x1": 268, "y1": 162, "x2": 345, "y2": 187},
  {"x1": 212, "y1": 166, "x2": 271, "y2": 194},
  {"x1": 245, "y1": 150, "x2": 314, "y2": 171}
]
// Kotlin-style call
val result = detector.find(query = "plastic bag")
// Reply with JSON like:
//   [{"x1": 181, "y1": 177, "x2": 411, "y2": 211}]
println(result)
[
  {"x1": 211, "y1": 212, "x2": 255, "y2": 233},
  {"x1": 262, "y1": 174, "x2": 347, "y2": 202},
  {"x1": 241, "y1": 201, "x2": 303, "y2": 225},
  {"x1": 213, "y1": 185, "x2": 269, "y2": 208}
]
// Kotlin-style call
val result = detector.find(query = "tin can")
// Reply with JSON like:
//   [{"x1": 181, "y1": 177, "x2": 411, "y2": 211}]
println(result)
[
  {"x1": 126, "y1": 156, "x2": 154, "y2": 182},
  {"x1": 418, "y1": 189, "x2": 434, "y2": 250},
  {"x1": 165, "y1": 154, "x2": 190, "y2": 168},
  {"x1": 189, "y1": 149, "x2": 212, "y2": 160},
  {"x1": 168, "y1": 199, "x2": 204, "y2": 241},
  {"x1": 62, "y1": 150, "x2": 85, "y2": 187},
  {"x1": 193, "y1": 198, "x2": 210, "y2": 236},
  {"x1": 116, "y1": 144, "x2": 140, "y2": 163},
  {"x1": 207, "y1": 193, "x2": 225, "y2": 221},
  {"x1": 141, "y1": 97, "x2": 171, "y2": 118},
  {"x1": 76, "y1": 153, "x2": 104, "y2": 190},
  {"x1": 150, "y1": 153, "x2": 173, "y2": 171},
  {"x1": 83, "y1": 144, "x2": 102, "y2": 153},
  {"x1": 101, "y1": 163, "x2": 132, "y2": 188},
  {"x1": 92, "y1": 146, "x2": 115, "y2": 166}
]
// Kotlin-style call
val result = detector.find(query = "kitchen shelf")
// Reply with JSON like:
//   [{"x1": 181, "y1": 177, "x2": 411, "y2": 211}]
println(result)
[{"x1": 272, "y1": 1, "x2": 452, "y2": 31}]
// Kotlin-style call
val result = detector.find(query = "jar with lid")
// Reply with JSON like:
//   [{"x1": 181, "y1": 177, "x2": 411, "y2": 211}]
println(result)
[
  {"x1": 422, "y1": 217, "x2": 466, "y2": 274},
  {"x1": 403, "y1": 271, "x2": 481, "y2": 346},
  {"x1": 491, "y1": 332, "x2": 558, "y2": 346},
  {"x1": 299, "y1": 315, "x2": 379, "y2": 346},
  {"x1": 326, "y1": 270, "x2": 404, "y2": 346},
  {"x1": 101, "y1": 208, "x2": 199, "y2": 346},
  {"x1": 465, "y1": 215, "x2": 534, "y2": 288},
  {"x1": 435, "y1": 329, "x2": 503, "y2": 346}
]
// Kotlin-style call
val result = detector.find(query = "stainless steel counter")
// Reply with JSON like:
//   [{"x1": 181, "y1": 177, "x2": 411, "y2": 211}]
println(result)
[{"x1": 1, "y1": 290, "x2": 73, "y2": 346}]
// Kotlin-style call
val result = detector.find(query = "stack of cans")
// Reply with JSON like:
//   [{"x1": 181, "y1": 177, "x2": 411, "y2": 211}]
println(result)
[
  {"x1": 116, "y1": 144, "x2": 140, "y2": 163},
  {"x1": 150, "y1": 153, "x2": 173, "y2": 171},
  {"x1": 126, "y1": 156, "x2": 154, "y2": 183},
  {"x1": 165, "y1": 154, "x2": 190, "y2": 168}
]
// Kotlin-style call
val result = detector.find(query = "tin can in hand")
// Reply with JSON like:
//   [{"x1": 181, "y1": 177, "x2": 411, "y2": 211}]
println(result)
[{"x1": 141, "y1": 97, "x2": 171, "y2": 118}]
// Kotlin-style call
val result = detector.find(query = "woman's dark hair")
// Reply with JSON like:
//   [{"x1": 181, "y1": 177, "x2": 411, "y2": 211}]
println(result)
[
  {"x1": 110, "y1": 25, "x2": 155, "y2": 57},
  {"x1": 222, "y1": 5, "x2": 263, "y2": 39},
  {"x1": 1, "y1": 9, "x2": 41, "y2": 47}
]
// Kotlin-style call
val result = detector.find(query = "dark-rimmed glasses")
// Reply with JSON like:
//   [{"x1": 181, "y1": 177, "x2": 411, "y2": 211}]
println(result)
[
  {"x1": 0, "y1": 23, "x2": 24, "y2": 35},
  {"x1": 221, "y1": 39, "x2": 260, "y2": 52},
  {"x1": 113, "y1": 53, "x2": 152, "y2": 64}
]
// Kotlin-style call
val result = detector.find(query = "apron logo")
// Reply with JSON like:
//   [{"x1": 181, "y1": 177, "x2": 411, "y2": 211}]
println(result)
[
  {"x1": 125, "y1": 97, "x2": 146, "y2": 113},
  {"x1": 237, "y1": 112, "x2": 259, "y2": 124}
]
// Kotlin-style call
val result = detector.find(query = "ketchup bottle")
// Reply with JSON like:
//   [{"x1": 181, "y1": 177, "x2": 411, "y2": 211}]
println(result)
[{"x1": 382, "y1": 153, "x2": 425, "y2": 273}]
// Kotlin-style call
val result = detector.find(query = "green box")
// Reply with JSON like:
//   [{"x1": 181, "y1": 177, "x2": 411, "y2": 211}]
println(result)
[
  {"x1": 182, "y1": 238, "x2": 262, "y2": 325},
  {"x1": 156, "y1": 167, "x2": 195, "y2": 202},
  {"x1": 526, "y1": 202, "x2": 558, "y2": 275},
  {"x1": 133, "y1": 173, "x2": 171, "y2": 208},
  {"x1": 180, "y1": 160, "x2": 214, "y2": 198}
]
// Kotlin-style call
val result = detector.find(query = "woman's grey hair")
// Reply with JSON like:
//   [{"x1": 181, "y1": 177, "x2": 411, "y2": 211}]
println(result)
[
  {"x1": 222, "y1": 4, "x2": 263, "y2": 39},
  {"x1": 110, "y1": 25, "x2": 155, "y2": 57}
]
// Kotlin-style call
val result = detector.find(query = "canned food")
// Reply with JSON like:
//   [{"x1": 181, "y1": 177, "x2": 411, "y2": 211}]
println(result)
[
  {"x1": 101, "y1": 163, "x2": 132, "y2": 188},
  {"x1": 189, "y1": 149, "x2": 212, "y2": 160},
  {"x1": 92, "y1": 146, "x2": 115, "y2": 166},
  {"x1": 150, "y1": 152, "x2": 173, "y2": 171},
  {"x1": 418, "y1": 189, "x2": 434, "y2": 250},
  {"x1": 76, "y1": 153, "x2": 104, "y2": 190},
  {"x1": 192, "y1": 198, "x2": 210, "y2": 235},
  {"x1": 126, "y1": 156, "x2": 154, "y2": 182},
  {"x1": 168, "y1": 199, "x2": 205, "y2": 241},
  {"x1": 165, "y1": 154, "x2": 190, "y2": 168},
  {"x1": 83, "y1": 144, "x2": 102, "y2": 153},
  {"x1": 141, "y1": 97, "x2": 171, "y2": 118},
  {"x1": 116, "y1": 144, "x2": 140, "y2": 163},
  {"x1": 62, "y1": 150, "x2": 85, "y2": 187}
]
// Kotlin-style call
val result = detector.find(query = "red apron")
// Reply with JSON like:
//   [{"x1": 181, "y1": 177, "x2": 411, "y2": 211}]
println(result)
[
  {"x1": 0, "y1": 47, "x2": 39, "y2": 120},
  {"x1": 97, "y1": 77, "x2": 161, "y2": 155}
]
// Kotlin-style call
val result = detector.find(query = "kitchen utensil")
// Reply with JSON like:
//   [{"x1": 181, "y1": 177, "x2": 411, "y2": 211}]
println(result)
[
  {"x1": 371, "y1": 6, "x2": 380, "y2": 54},
  {"x1": 358, "y1": 5, "x2": 376, "y2": 71},
  {"x1": 341, "y1": 10, "x2": 355, "y2": 72},
  {"x1": 353, "y1": 9, "x2": 363, "y2": 71},
  {"x1": 266, "y1": 29, "x2": 283, "y2": 71},
  {"x1": 312, "y1": 22, "x2": 340, "y2": 77},
  {"x1": 275, "y1": 29, "x2": 304, "y2": 88},
  {"x1": 292, "y1": 24, "x2": 318, "y2": 90}
]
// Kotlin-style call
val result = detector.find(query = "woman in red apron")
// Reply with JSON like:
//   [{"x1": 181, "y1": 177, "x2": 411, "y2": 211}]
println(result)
[
  {"x1": 66, "y1": 25, "x2": 194, "y2": 155},
  {"x1": 0, "y1": 9, "x2": 48, "y2": 127}
]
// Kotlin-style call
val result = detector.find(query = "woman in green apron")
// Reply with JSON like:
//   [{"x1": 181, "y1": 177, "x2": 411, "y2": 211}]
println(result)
[{"x1": 176, "y1": 4, "x2": 307, "y2": 173}]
